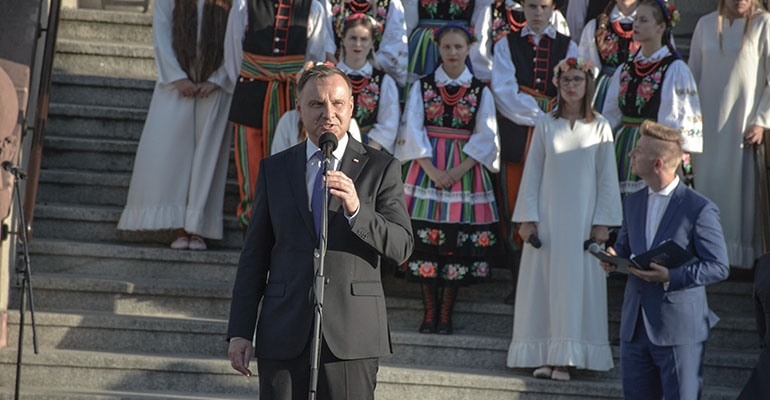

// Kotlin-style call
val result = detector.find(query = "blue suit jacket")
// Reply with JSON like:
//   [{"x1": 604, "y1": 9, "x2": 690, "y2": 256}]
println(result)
[{"x1": 614, "y1": 182, "x2": 729, "y2": 346}]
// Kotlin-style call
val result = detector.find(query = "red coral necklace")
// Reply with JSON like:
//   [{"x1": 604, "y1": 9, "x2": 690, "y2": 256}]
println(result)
[
  {"x1": 634, "y1": 57, "x2": 663, "y2": 77},
  {"x1": 348, "y1": 0, "x2": 372, "y2": 14},
  {"x1": 506, "y1": 9, "x2": 527, "y2": 32},
  {"x1": 611, "y1": 20, "x2": 634, "y2": 39},
  {"x1": 349, "y1": 75, "x2": 370, "y2": 95},
  {"x1": 438, "y1": 84, "x2": 467, "y2": 106}
]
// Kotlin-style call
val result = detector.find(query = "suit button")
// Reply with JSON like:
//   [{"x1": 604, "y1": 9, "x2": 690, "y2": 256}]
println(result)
[
  {"x1": 535, "y1": 78, "x2": 541, "y2": 83},
  {"x1": 273, "y1": 48, "x2": 280, "y2": 54},
  {"x1": 274, "y1": 37, "x2": 280, "y2": 42}
]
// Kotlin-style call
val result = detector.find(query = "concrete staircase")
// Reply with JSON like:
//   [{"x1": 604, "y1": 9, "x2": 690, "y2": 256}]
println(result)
[{"x1": 0, "y1": 5, "x2": 759, "y2": 399}]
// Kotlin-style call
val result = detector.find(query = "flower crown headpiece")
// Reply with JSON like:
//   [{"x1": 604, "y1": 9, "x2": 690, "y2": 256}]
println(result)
[
  {"x1": 345, "y1": 12, "x2": 380, "y2": 31},
  {"x1": 552, "y1": 57, "x2": 596, "y2": 84},
  {"x1": 653, "y1": 0, "x2": 680, "y2": 28}
]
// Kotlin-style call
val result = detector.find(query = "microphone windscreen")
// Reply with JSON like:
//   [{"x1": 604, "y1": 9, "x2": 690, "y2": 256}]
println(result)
[
  {"x1": 319, "y1": 132, "x2": 338, "y2": 154},
  {"x1": 588, "y1": 242, "x2": 602, "y2": 255}
]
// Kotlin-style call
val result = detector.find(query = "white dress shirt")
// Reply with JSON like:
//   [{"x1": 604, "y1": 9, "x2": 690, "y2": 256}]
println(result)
[
  {"x1": 306, "y1": 133, "x2": 359, "y2": 223},
  {"x1": 645, "y1": 175, "x2": 680, "y2": 250}
]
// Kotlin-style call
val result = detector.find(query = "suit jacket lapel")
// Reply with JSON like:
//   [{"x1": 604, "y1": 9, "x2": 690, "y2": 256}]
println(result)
[
  {"x1": 329, "y1": 137, "x2": 370, "y2": 213},
  {"x1": 651, "y1": 182, "x2": 685, "y2": 248},
  {"x1": 290, "y1": 141, "x2": 315, "y2": 236}
]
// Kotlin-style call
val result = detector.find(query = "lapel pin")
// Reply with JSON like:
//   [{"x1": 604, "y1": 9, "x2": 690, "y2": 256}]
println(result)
[{"x1": 352, "y1": 158, "x2": 359, "y2": 163}]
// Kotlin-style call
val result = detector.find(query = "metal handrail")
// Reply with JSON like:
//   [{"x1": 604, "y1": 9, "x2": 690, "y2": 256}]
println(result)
[{"x1": 21, "y1": 0, "x2": 62, "y2": 242}]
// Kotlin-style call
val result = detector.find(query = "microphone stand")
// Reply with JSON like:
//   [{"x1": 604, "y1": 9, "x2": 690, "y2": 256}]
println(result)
[
  {"x1": 10, "y1": 167, "x2": 39, "y2": 400},
  {"x1": 308, "y1": 152, "x2": 331, "y2": 400}
]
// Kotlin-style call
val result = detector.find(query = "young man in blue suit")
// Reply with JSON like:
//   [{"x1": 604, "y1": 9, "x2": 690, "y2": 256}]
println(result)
[
  {"x1": 226, "y1": 65, "x2": 414, "y2": 399},
  {"x1": 601, "y1": 120, "x2": 730, "y2": 400}
]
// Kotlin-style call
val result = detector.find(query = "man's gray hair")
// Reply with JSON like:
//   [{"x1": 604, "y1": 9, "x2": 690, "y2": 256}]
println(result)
[{"x1": 297, "y1": 64, "x2": 352, "y2": 95}]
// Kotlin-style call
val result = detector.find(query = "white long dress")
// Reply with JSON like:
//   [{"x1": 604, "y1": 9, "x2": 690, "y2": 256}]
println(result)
[
  {"x1": 688, "y1": 11, "x2": 770, "y2": 269},
  {"x1": 117, "y1": 0, "x2": 234, "y2": 239},
  {"x1": 507, "y1": 113, "x2": 621, "y2": 371}
]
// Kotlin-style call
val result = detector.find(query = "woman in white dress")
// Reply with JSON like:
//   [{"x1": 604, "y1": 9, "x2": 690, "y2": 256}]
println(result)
[
  {"x1": 118, "y1": 0, "x2": 235, "y2": 250},
  {"x1": 508, "y1": 57, "x2": 621, "y2": 381},
  {"x1": 689, "y1": 0, "x2": 770, "y2": 269}
]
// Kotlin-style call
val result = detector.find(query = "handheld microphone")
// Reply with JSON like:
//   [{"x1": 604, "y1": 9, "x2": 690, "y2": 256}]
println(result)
[
  {"x1": 528, "y1": 234, "x2": 542, "y2": 249},
  {"x1": 588, "y1": 242, "x2": 616, "y2": 264},
  {"x1": 587, "y1": 242, "x2": 604, "y2": 256},
  {"x1": 2, "y1": 161, "x2": 26, "y2": 179},
  {"x1": 318, "y1": 132, "x2": 338, "y2": 161}
]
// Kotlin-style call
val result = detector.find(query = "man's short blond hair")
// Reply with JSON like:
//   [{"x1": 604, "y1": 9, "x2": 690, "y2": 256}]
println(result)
[{"x1": 639, "y1": 120, "x2": 684, "y2": 172}]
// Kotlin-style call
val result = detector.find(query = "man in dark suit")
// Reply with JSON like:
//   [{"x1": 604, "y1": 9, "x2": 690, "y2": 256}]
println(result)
[
  {"x1": 601, "y1": 120, "x2": 729, "y2": 399},
  {"x1": 226, "y1": 65, "x2": 414, "y2": 400},
  {"x1": 738, "y1": 253, "x2": 770, "y2": 399}
]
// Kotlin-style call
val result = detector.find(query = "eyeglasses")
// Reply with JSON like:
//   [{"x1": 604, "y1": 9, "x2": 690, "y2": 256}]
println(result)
[{"x1": 559, "y1": 76, "x2": 586, "y2": 86}]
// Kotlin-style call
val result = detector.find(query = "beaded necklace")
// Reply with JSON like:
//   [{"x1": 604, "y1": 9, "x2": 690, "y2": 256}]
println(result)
[
  {"x1": 506, "y1": 8, "x2": 527, "y2": 32},
  {"x1": 348, "y1": 0, "x2": 372, "y2": 14},
  {"x1": 611, "y1": 20, "x2": 634, "y2": 39}
]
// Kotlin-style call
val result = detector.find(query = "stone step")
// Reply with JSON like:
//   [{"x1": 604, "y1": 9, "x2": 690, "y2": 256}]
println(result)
[
  {"x1": 9, "y1": 273, "x2": 232, "y2": 319},
  {"x1": 51, "y1": 73, "x2": 154, "y2": 109},
  {"x1": 54, "y1": 39, "x2": 156, "y2": 80},
  {"x1": 41, "y1": 132, "x2": 240, "y2": 179},
  {"x1": 23, "y1": 239, "x2": 756, "y2": 321},
  {"x1": 47, "y1": 103, "x2": 146, "y2": 141},
  {"x1": 0, "y1": 347, "x2": 743, "y2": 399},
  {"x1": 0, "y1": 388, "x2": 254, "y2": 400},
  {"x1": 28, "y1": 239, "x2": 240, "y2": 284},
  {"x1": 6, "y1": 290, "x2": 756, "y2": 359},
  {"x1": 42, "y1": 135, "x2": 138, "y2": 172},
  {"x1": 31, "y1": 203, "x2": 244, "y2": 249},
  {"x1": 58, "y1": 8, "x2": 153, "y2": 46},
  {"x1": 5, "y1": 303, "x2": 757, "y2": 369},
  {"x1": 36, "y1": 168, "x2": 241, "y2": 213}
]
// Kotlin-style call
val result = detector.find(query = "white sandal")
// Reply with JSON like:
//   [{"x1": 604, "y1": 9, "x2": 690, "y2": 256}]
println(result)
[
  {"x1": 170, "y1": 236, "x2": 190, "y2": 250},
  {"x1": 189, "y1": 235, "x2": 207, "y2": 251},
  {"x1": 533, "y1": 366, "x2": 552, "y2": 379}
]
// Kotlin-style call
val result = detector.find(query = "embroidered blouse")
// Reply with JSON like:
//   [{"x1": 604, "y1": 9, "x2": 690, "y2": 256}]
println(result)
[
  {"x1": 604, "y1": 46, "x2": 703, "y2": 153},
  {"x1": 396, "y1": 65, "x2": 500, "y2": 171}
]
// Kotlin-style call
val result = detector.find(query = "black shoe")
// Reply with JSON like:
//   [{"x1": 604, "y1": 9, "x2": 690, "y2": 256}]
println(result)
[
  {"x1": 436, "y1": 321, "x2": 453, "y2": 334},
  {"x1": 419, "y1": 319, "x2": 436, "y2": 333}
]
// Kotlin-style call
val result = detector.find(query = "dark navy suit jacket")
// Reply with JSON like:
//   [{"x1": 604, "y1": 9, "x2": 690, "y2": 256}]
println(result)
[
  {"x1": 227, "y1": 137, "x2": 414, "y2": 361},
  {"x1": 614, "y1": 182, "x2": 729, "y2": 346}
]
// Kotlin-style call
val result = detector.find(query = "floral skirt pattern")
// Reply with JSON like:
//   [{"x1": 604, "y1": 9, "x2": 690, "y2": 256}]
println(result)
[{"x1": 400, "y1": 126, "x2": 501, "y2": 285}]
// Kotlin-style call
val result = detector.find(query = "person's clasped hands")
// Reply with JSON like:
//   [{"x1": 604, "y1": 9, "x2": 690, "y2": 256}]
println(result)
[{"x1": 172, "y1": 78, "x2": 220, "y2": 98}]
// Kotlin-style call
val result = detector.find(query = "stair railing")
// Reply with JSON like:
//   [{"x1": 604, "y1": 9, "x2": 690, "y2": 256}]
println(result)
[{"x1": 21, "y1": 0, "x2": 62, "y2": 242}]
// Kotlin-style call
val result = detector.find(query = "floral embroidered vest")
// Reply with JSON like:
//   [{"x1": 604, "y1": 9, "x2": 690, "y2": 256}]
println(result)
[
  {"x1": 350, "y1": 68, "x2": 385, "y2": 137},
  {"x1": 618, "y1": 53, "x2": 678, "y2": 118},
  {"x1": 491, "y1": 3, "x2": 526, "y2": 45},
  {"x1": 594, "y1": 17, "x2": 639, "y2": 70},
  {"x1": 330, "y1": 0, "x2": 389, "y2": 50},
  {"x1": 419, "y1": 0, "x2": 474, "y2": 21},
  {"x1": 420, "y1": 74, "x2": 485, "y2": 130}
]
